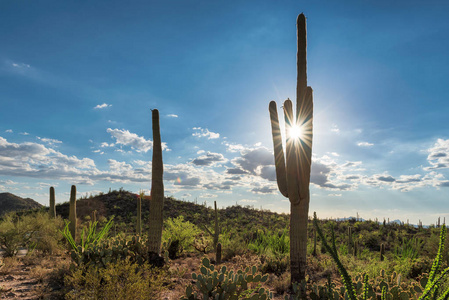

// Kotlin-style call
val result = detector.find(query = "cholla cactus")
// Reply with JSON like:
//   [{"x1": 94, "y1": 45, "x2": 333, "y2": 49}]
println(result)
[
  {"x1": 49, "y1": 186, "x2": 56, "y2": 218},
  {"x1": 148, "y1": 109, "x2": 164, "y2": 255},
  {"x1": 268, "y1": 13, "x2": 313, "y2": 283},
  {"x1": 69, "y1": 185, "x2": 77, "y2": 240}
]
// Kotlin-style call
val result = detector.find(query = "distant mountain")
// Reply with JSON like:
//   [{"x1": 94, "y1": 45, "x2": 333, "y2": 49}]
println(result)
[{"x1": 0, "y1": 193, "x2": 43, "y2": 216}]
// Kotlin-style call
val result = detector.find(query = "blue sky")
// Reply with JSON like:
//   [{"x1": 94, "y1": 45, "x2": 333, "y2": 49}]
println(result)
[{"x1": 1, "y1": 0, "x2": 448, "y2": 225}]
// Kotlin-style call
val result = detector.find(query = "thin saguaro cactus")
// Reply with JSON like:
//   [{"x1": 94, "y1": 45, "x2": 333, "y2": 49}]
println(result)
[
  {"x1": 49, "y1": 186, "x2": 56, "y2": 218},
  {"x1": 68, "y1": 185, "x2": 77, "y2": 240},
  {"x1": 268, "y1": 13, "x2": 313, "y2": 283},
  {"x1": 148, "y1": 109, "x2": 164, "y2": 255}
]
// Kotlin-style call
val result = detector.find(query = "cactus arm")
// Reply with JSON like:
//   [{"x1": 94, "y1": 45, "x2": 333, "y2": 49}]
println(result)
[
  {"x1": 283, "y1": 99, "x2": 300, "y2": 205},
  {"x1": 297, "y1": 87, "x2": 313, "y2": 202},
  {"x1": 269, "y1": 100, "x2": 288, "y2": 197},
  {"x1": 296, "y1": 13, "x2": 307, "y2": 120}
]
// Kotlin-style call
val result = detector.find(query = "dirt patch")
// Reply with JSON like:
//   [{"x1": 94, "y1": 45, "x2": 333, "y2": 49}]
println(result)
[{"x1": 0, "y1": 254, "x2": 70, "y2": 300}]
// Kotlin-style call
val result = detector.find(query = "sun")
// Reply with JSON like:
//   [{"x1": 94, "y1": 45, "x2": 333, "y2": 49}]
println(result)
[{"x1": 288, "y1": 124, "x2": 304, "y2": 140}]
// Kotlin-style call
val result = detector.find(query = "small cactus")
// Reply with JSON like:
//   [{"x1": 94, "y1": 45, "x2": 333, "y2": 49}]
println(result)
[
  {"x1": 203, "y1": 200, "x2": 220, "y2": 252},
  {"x1": 49, "y1": 186, "x2": 56, "y2": 218},
  {"x1": 312, "y1": 226, "x2": 317, "y2": 256},
  {"x1": 137, "y1": 191, "x2": 143, "y2": 236},
  {"x1": 348, "y1": 226, "x2": 353, "y2": 255},
  {"x1": 216, "y1": 242, "x2": 222, "y2": 264},
  {"x1": 69, "y1": 185, "x2": 77, "y2": 240},
  {"x1": 380, "y1": 243, "x2": 385, "y2": 261}
]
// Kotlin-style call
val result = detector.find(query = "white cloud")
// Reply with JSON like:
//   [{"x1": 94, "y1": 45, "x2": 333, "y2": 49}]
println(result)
[
  {"x1": 5, "y1": 129, "x2": 12, "y2": 133},
  {"x1": 167, "y1": 114, "x2": 178, "y2": 118},
  {"x1": 20, "y1": 132, "x2": 30, "y2": 136},
  {"x1": 199, "y1": 193, "x2": 218, "y2": 198},
  {"x1": 100, "y1": 142, "x2": 114, "y2": 148},
  {"x1": 192, "y1": 152, "x2": 227, "y2": 166},
  {"x1": 425, "y1": 139, "x2": 449, "y2": 170},
  {"x1": 37, "y1": 137, "x2": 62, "y2": 145},
  {"x1": 106, "y1": 128, "x2": 169, "y2": 152},
  {"x1": 331, "y1": 124, "x2": 340, "y2": 134},
  {"x1": 357, "y1": 142, "x2": 374, "y2": 147},
  {"x1": 192, "y1": 127, "x2": 220, "y2": 139},
  {"x1": 94, "y1": 103, "x2": 112, "y2": 109},
  {"x1": 241, "y1": 199, "x2": 258, "y2": 203},
  {"x1": 0, "y1": 136, "x2": 97, "y2": 182},
  {"x1": 12, "y1": 62, "x2": 30, "y2": 68}
]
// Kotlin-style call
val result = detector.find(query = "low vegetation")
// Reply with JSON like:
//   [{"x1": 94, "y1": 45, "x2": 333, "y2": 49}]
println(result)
[{"x1": 0, "y1": 190, "x2": 448, "y2": 299}]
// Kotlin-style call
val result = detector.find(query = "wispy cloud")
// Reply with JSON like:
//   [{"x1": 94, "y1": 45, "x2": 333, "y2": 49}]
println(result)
[
  {"x1": 5, "y1": 129, "x2": 13, "y2": 133},
  {"x1": 331, "y1": 124, "x2": 340, "y2": 134},
  {"x1": 19, "y1": 132, "x2": 30, "y2": 135},
  {"x1": 357, "y1": 141, "x2": 374, "y2": 147},
  {"x1": 192, "y1": 127, "x2": 220, "y2": 139},
  {"x1": 11, "y1": 62, "x2": 31, "y2": 69},
  {"x1": 94, "y1": 103, "x2": 112, "y2": 109},
  {"x1": 167, "y1": 114, "x2": 178, "y2": 118},
  {"x1": 37, "y1": 137, "x2": 62, "y2": 145}
]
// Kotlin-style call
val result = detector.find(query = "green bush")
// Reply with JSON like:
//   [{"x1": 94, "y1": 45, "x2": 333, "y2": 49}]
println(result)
[
  {"x1": 0, "y1": 212, "x2": 64, "y2": 257},
  {"x1": 162, "y1": 216, "x2": 201, "y2": 257},
  {"x1": 65, "y1": 258, "x2": 170, "y2": 299}
]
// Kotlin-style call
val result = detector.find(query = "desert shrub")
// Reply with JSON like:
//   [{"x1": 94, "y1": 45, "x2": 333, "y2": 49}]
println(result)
[
  {"x1": 162, "y1": 216, "x2": 201, "y2": 257},
  {"x1": 0, "y1": 212, "x2": 64, "y2": 257},
  {"x1": 248, "y1": 228, "x2": 289, "y2": 258},
  {"x1": 65, "y1": 258, "x2": 170, "y2": 299},
  {"x1": 29, "y1": 213, "x2": 65, "y2": 254},
  {"x1": 312, "y1": 213, "x2": 449, "y2": 300},
  {"x1": 259, "y1": 254, "x2": 289, "y2": 276},
  {"x1": 220, "y1": 233, "x2": 247, "y2": 261},
  {"x1": 63, "y1": 220, "x2": 150, "y2": 268}
]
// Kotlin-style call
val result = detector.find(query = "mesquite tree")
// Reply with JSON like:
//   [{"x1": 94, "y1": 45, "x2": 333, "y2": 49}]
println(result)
[
  {"x1": 148, "y1": 109, "x2": 164, "y2": 255},
  {"x1": 268, "y1": 13, "x2": 313, "y2": 283}
]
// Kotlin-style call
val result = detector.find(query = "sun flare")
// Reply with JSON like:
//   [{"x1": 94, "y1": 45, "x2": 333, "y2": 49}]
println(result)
[{"x1": 288, "y1": 124, "x2": 304, "y2": 140}]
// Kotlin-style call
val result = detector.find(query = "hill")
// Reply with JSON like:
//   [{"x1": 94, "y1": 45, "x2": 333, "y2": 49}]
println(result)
[
  {"x1": 53, "y1": 189, "x2": 290, "y2": 235},
  {"x1": 0, "y1": 192, "x2": 43, "y2": 216}
]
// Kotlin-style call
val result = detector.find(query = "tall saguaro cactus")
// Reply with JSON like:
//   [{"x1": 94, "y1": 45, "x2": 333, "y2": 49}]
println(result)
[
  {"x1": 68, "y1": 185, "x2": 77, "y2": 240},
  {"x1": 268, "y1": 13, "x2": 313, "y2": 283},
  {"x1": 49, "y1": 186, "x2": 56, "y2": 218},
  {"x1": 148, "y1": 109, "x2": 164, "y2": 255}
]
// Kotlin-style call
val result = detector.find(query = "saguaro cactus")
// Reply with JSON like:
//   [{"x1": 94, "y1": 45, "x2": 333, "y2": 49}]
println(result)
[
  {"x1": 269, "y1": 13, "x2": 313, "y2": 283},
  {"x1": 68, "y1": 185, "x2": 77, "y2": 239},
  {"x1": 148, "y1": 109, "x2": 164, "y2": 255},
  {"x1": 49, "y1": 187, "x2": 56, "y2": 218},
  {"x1": 348, "y1": 226, "x2": 353, "y2": 255},
  {"x1": 137, "y1": 191, "x2": 143, "y2": 236},
  {"x1": 203, "y1": 201, "x2": 220, "y2": 251}
]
